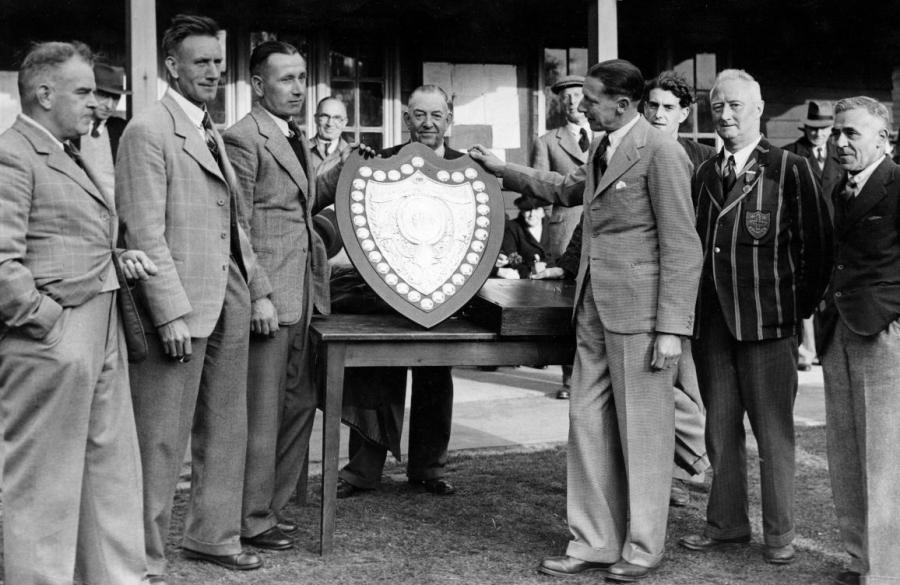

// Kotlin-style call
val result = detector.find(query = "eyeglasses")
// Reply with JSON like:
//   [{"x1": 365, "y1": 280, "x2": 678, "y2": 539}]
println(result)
[{"x1": 316, "y1": 114, "x2": 347, "y2": 123}]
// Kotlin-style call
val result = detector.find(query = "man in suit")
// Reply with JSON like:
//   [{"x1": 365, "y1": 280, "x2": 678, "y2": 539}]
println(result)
[
  {"x1": 679, "y1": 70, "x2": 831, "y2": 565},
  {"x1": 223, "y1": 41, "x2": 336, "y2": 551},
  {"x1": 531, "y1": 76, "x2": 590, "y2": 399},
  {"x1": 309, "y1": 96, "x2": 350, "y2": 169},
  {"x1": 471, "y1": 59, "x2": 703, "y2": 582},
  {"x1": 336, "y1": 85, "x2": 459, "y2": 499},
  {"x1": 820, "y1": 96, "x2": 900, "y2": 585},
  {"x1": 117, "y1": 14, "x2": 264, "y2": 579},
  {"x1": 784, "y1": 100, "x2": 843, "y2": 370},
  {"x1": 77, "y1": 62, "x2": 129, "y2": 197},
  {"x1": 0, "y1": 41, "x2": 156, "y2": 585}
]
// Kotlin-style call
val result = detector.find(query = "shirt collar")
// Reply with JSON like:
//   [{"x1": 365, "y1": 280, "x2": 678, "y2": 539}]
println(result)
[
  {"x1": 168, "y1": 88, "x2": 207, "y2": 131},
  {"x1": 721, "y1": 135, "x2": 762, "y2": 175},
  {"x1": 262, "y1": 107, "x2": 292, "y2": 137},
  {"x1": 605, "y1": 113, "x2": 641, "y2": 153},
  {"x1": 18, "y1": 113, "x2": 65, "y2": 149},
  {"x1": 849, "y1": 154, "x2": 886, "y2": 193},
  {"x1": 565, "y1": 121, "x2": 591, "y2": 139}
]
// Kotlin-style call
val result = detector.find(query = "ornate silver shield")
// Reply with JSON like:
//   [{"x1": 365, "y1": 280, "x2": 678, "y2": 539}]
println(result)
[{"x1": 335, "y1": 142, "x2": 505, "y2": 328}]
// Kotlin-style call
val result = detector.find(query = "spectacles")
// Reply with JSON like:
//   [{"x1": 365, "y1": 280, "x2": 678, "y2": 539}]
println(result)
[{"x1": 316, "y1": 114, "x2": 347, "y2": 123}]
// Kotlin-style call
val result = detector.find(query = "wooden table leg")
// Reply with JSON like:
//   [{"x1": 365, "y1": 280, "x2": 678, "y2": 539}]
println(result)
[{"x1": 320, "y1": 342, "x2": 346, "y2": 555}]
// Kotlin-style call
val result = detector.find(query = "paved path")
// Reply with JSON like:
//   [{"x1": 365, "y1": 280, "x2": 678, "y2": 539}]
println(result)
[{"x1": 306, "y1": 364, "x2": 826, "y2": 469}]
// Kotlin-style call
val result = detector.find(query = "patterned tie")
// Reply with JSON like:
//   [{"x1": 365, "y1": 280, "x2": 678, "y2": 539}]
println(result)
[
  {"x1": 578, "y1": 128, "x2": 590, "y2": 153},
  {"x1": 201, "y1": 111, "x2": 220, "y2": 163},
  {"x1": 593, "y1": 135, "x2": 610, "y2": 185},
  {"x1": 63, "y1": 141, "x2": 86, "y2": 170},
  {"x1": 722, "y1": 154, "x2": 737, "y2": 194},
  {"x1": 91, "y1": 120, "x2": 101, "y2": 138},
  {"x1": 287, "y1": 120, "x2": 309, "y2": 176},
  {"x1": 815, "y1": 147, "x2": 825, "y2": 170},
  {"x1": 843, "y1": 175, "x2": 859, "y2": 201}
]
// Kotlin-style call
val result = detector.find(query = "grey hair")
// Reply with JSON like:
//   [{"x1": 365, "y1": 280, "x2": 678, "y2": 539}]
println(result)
[
  {"x1": 409, "y1": 84, "x2": 453, "y2": 113},
  {"x1": 18, "y1": 41, "x2": 93, "y2": 102},
  {"x1": 710, "y1": 69, "x2": 762, "y2": 102},
  {"x1": 834, "y1": 96, "x2": 891, "y2": 132}
]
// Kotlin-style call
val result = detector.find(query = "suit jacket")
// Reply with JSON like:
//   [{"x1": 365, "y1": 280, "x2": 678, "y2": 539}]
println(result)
[
  {"x1": 783, "y1": 136, "x2": 843, "y2": 220},
  {"x1": 531, "y1": 126, "x2": 588, "y2": 258},
  {"x1": 503, "y1": 116, "x2": 702, "y2": 336},
  {"x1": 308, "y1": 135, "x2": 349, "y2": 170},
  {"x1": 824, "y1": 156, "x2": 900, "y2": 338},
  {"x1": 677, "y1": 136, "x2": 717, "y2": 171},
  {"x1": 224, "y1": 105, "x2": 331, "y2": 321},
  {"x1": 693, "y1": 139, "x2": 833, "y2": 341},
  {"x1": 116, "y1": 91, "x2": 262, "y2": 338},
  {"x1": 73, "y1": 115, "x2": 127, "y2": 162},
  {"x1": 0, "y1": 116, "x2": 118, "y2": 339}
]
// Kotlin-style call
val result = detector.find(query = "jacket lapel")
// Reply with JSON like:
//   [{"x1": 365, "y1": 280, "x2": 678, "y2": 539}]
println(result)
[
  {"x1": 557, "y1": 127, "x2": 588, "y2": 164},
  {"x1": 162, "y1": 93, "x2": 225, "y2": 183},
  {"x1": 698, "y1": 158, "x2": 724, "y2": 211},
  {"x1": 253, "y1": 106, "x2": 309, "y2": 196},
  {"x1": 720, "y1": 140, "x2": 768, "y2": 213},
  {"x1": 840, "y1": 157, "x2": 893, "y2": 234},
  {"x1": 593, "y1": 117, "x2": 646, "y2": 198}
]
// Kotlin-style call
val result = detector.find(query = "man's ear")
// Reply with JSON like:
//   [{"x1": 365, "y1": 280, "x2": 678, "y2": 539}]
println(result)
[
  {"x1": 678, "y1": 107, "x2": 691, "y2": 125},
  {"x1": 250, "y1": 74, "x2": 264, "y2": 99},
  {"x1": 402, "y1": 110, "x2": 411, "y2": 128},
  {"x1": 446, "y1": 110, "x2": 453, "y2": 127},
  {"x1": 35, "y1": 83, "x2": 53, "y2": 111},
  {"x1": 163, "y1": 55, "x2": 179, "y2": 80},
  {"x1": 616, "y1": 97, "x2": 630, "y2": 114}
]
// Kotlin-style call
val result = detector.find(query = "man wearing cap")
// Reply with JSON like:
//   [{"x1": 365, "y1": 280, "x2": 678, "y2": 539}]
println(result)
[
  {"x1": 784, "y1": 99, "x2": 843, "y2": 371},
  {"x1": 531, "y1": 75, "x2": 591, "y2": 399},
  {"x1": 77, "y1": 62, "x2": 130, "y2": 197}
]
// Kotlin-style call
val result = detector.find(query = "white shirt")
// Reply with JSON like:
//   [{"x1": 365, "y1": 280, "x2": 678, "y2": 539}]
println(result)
[
  {"x1": 18, "y1": 113, "x2": 64, "y2": 149},
  {"x1": 263, "y1": 107, "x2": 293, "y2": 138},
  {"x1": 847, "y1": 154, "x2": 886, "y2": 197},
  {"x1": 565, "y1": 121, "x2": 592, "y2": 142},
  {"x1": 602, "y1": 113, "x2": 641, "y2": 164},
  {"x1": 721, "y1": 135, "x2": 763, "y2": 176},
  {"x1": 168, "y1": 89, "x2": 208, "y2": 141}
]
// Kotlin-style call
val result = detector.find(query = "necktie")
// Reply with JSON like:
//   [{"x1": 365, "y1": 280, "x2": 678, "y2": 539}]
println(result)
[
  {"x1": 815, "y1": 147, "x2": 825, "y2": 170},
  {"x1": 201, "y1": 112, "x2": 220, "y2": 163},
  {"x1": 722, "y1": 154, "x2": 737, "y2": 194},
  {"x1": 578, "y1": 128, "x2": 590, "y2": 153},
  {"x1": 287, "y1": 120, "x2": 309, "y2": 176},
  {"x1": 843, "y1": 176, "x2": 859, "y2": 201},
  {"x1": 593, "y1": 135, "x2": 610, "y2": 185},
  {"x1": 91, "y1": 120, "x2": 101, "y2": 138},
  {"x1": 64, "y1": 141, "x2": 86, "y2": 170}
]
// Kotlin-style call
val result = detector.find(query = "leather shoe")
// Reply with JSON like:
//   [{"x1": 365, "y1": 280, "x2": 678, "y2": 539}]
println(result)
[
  {"x1": 556, "y1": 387, "x2": 570, "y2": 400},
  {"x1": 538, "y1": 555, "x2": 611, "y2": 577},
  {"x1": 276, "y1": 519, "x2": 298, "y2": 535},
  {"x1": 763, "y1": 543, "x2": 795, "y2": 564},
  {"x1": 669, "y1": 484, "x2": 690, "y2": 507},
  {"x1": 145, "y1": 576, "x2": 168, "y2": 585},
  {"x1": 337, "y1": 477, "x2": 371, "y2": 499},
  {"x1": 679, "y1": 533, "x2": 750, "y2": 552},
  {"x1": 833, "y1": 571, "x2": 861, "y2": 585},
  {"x1": 241, "y1": 526, "x2": 293, "y2": 551},
  {"x1": 412, "y1": 478, "x2": 456, "y2": 495},
  {"x1": 606, "y1": 560, "x2": 657, "y2": 582},
  {"x1": 181, "y1": 548, "x2": 262, "y2": 570}
]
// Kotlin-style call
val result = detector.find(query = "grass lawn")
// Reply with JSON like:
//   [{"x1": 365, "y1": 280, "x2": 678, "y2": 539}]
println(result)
[{"x1": 155, "y1": 426, "x2": 846, "y2": 585}]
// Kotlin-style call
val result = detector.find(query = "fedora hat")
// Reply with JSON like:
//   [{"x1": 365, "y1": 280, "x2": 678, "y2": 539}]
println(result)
[
  {"x1": 94, "y1": 63, "x2": 131, "y2": 95},
  {"x1": 799, "y1": 100, "x2": 833, "y2": 129},
  {"x1": 551, "y1": 75, "x2": 584, "y2": 95}
]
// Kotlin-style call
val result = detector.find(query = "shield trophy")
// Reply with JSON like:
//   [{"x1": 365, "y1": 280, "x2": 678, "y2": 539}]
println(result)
[{"x1": 335, "y1": 142, "x2": 505, "y2": 328}]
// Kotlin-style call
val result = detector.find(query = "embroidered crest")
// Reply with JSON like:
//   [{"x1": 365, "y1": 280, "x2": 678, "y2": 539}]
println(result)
[{"x1": 745, "y1": 210, "x2": 771, "y2": 239}]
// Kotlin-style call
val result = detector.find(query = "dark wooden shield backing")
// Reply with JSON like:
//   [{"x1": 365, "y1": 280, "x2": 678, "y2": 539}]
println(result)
[{"x1": 335, "y1": 142, "x2": 505, "y2": 328}]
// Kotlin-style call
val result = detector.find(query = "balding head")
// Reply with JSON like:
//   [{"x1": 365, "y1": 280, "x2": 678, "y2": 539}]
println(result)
[{"x1": 404, "y1": 85, "x2": 453, "y2": 150}]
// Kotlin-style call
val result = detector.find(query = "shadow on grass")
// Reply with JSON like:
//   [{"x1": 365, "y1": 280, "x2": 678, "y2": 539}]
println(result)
[{"x1": 0, "y1": 428, "x2": 846, "y2": 585}]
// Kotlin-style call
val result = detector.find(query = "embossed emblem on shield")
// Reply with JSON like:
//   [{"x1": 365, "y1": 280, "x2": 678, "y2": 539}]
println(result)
[
  {"x1": 335, "y1": 142, "x2": 506, "y2": 328},
  {"x1": 744, "y1": 210, "x2": 771, "y2": 239}
]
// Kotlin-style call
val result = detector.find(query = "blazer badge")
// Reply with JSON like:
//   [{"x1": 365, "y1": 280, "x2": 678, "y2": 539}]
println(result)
[{"x1": 744, "y1": 210, "x2": 771, "y2": 239}]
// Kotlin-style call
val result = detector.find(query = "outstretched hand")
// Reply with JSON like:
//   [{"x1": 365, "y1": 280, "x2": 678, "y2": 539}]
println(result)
[{"x1": 468, "y1": 144, "x2": 506, "y2": 177}]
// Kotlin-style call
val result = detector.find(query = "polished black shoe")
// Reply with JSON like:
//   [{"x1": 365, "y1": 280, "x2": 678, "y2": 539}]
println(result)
[
  {"x1": 833, "y1": 570, "x2": 861, "y2": 585},
  {"x1": 409, "y1": 478, "x2": 456, "y2": 495},
  {"x1": 538, "y1": 555, "x2": 612, "y2": 577},
  {"x1": 241, "y1": 526, "x2": 294, "y2": 551},
  {"x1": 669, "y1": 484, "x2": 690, "y2": 507},
  {"x1": 556, "y1": 387, "x2": 570, "y2": 400},
  {"x1": 276, "y1": 519, "x2": 299, "y2": 535},
  {"x1": 679, "y1": 533, "x2": 750, "y2": 552},
  {"x1": 606, "y1": 560, "x2": 658, "y2": 582},
  {"x1": 181, "y1": 548, "x2": 262, "y2": 570},
  {"x1": 763, "y1": 543, "x2": 795, "y2": 564},
  {"x1": 337, "y1": 477, "x2": 371, "y2": 499}
]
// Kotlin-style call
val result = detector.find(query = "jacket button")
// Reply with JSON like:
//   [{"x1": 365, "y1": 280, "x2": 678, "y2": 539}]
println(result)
[
  {"x1": 222, "y1": 264, "x2": 228, "y2": 271},
  {"x1": 714, "y1": 247, "x2": 721, "y2": 253},
  {"x1": 221, "y1": 233, "x2": 227, "y2": 239},
  {"x1": 837, "y1": 264, "x2": 844, "y2": 270},
  {"x1": 835, "y1": 291, "x2": 843, "y2": 298},
  {"x1": 218, "y1": 200, "x2": 226, "y2": 206}
]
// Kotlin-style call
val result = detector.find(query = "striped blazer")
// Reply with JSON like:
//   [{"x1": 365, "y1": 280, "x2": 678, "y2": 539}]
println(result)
[{"x1": 693, "y1": 139, "x2": 832, "y2": 341}]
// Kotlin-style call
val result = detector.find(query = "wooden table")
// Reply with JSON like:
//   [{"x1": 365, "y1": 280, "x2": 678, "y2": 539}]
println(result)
[{"x1": 308, "y1": 312, "x2": 575, "y2": 554}]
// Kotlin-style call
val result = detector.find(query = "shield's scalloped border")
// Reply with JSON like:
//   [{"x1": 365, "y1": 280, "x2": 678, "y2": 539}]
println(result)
[{"x1": 335, "y1": 142, "x2": 505, "y2": 329}]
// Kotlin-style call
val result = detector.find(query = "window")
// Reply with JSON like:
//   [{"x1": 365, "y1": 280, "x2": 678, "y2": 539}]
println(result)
[
  {"x1": 329, "y1": 40, "x2": 386, "y2": 150},
  {"x1": 673, "y1": 53, "x2": 718, "y2": 147}
]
